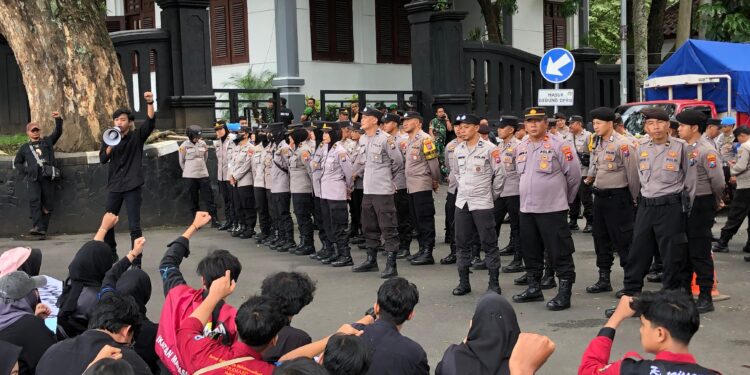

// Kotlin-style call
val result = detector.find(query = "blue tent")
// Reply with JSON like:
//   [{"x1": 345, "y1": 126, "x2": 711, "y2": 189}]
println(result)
[{"x1": 645, "y1": 39, "x2": 750, "y2": 114}]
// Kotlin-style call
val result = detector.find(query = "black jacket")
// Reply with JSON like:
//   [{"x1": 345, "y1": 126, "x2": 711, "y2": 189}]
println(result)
[
  {"x1": 13, "y1": 118, "x2": 63, "y2": 181},
  {"x1": 99, "y1": 116, "x2": 156, "y2": 192},
  {"x1": 0, "y1": 314, "x2": 57, "y2": 375},
  {"x1": 351, "y1": 319, "x2": 429, "y2": 375}
]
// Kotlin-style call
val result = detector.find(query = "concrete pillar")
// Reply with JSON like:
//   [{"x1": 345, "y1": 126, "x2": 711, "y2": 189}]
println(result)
[{"x1": 272, "y1": 0, "x2": 306, "y2": 119}]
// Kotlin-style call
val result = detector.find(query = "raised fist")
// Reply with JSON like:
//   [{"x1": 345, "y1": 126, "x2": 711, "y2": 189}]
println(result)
[
  {"x1": 143, "y1": 91, "x2": 154, "y2": 102},
  {"x1": 52, "y1": 111, "x2": 61, "y2": 119}
]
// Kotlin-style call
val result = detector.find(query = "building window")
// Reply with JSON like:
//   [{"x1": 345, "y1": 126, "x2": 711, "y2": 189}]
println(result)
[
  {"x1": 375, "y1": 0, "x2": 411, "y2": 64},
  {"x1": 210, "y1": 0, "x2": 249, "y2": 66},
  {"x1": 126, "y1": 0, "x2": 156, "y2": 29},
  {"x1": 309, "y1": 0, "x2": 354, "y2": 62},
  {"x1": 543, "y1": 1, "x2": 567, "y2": 51}
]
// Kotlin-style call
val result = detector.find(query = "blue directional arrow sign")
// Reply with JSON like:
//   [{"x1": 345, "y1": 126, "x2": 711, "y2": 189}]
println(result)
[{"x1": 539, "y1": 48, "x2": 576, "y2": 84}]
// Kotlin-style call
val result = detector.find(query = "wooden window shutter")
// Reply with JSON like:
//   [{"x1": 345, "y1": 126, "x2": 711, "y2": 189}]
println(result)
[
  {"x1": 333, "y1": 0, "x2": 353, "y2": 61},
  {"x1": 310, "y1": 0, "x2": 331, "y2": 60},
  {"x1": 310, "y1": 0, "x2": 352, "y2": 62},
  {"x1": 543, "y1": 1, "x2": 566, "y2": 51},
  {"x1": 376, "y1": 0, "x2": 410, "y2": 64},
  {"x1": 395, "y1": 0, "x2": 411, "y2": 64},
  {"x1": 211, "y1": 0, "x2": 230, "y2": 65},
  {"x1": 106, "y1": 16, "x2": 126, "y2": 32},
  {"x1": 229, "y1": 0, "x2": 249, "y2": 63}
]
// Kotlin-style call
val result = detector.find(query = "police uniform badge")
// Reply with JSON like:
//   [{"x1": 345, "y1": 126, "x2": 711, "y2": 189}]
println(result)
[
  {"x1": 620, "y1": 144, "x2": 630, "y2": 157},
  {"x1": 423, "y1": 138, "x2": 437, "y2": 160},
  {"x1": 302, "y1": 151, "x2": 311, "y2": 163},
  {"x1": 491, "y1": 149, "x2": 501, "y2": 164},
  {"x1": 561, "y1": 145, "x2": 574, "y2": 161},
  {"x1": 707, "y1": 153, "x2": 717, "y2": 168}
]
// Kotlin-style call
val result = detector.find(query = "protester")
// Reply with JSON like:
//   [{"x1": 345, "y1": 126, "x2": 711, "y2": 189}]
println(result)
[
  {"x1": 508, "y1": 333, "x2": 556, "y2": 375},
  {"x1": 0, "y1": 340, "x2": 22, "y2": 375},
  {"x1": 320, "y1": 334, "x2": 371, "y2": 375},
  {"x1": 0, "y1": 247, "x2": 42, "y2": 276},
  {"x1": 83, "y1": 358, "x2": 135, "y2": 375},
  {"x1": 37, "y1": 294, "x2": 152, "y2": 375},
  {"x1": 156, "y1": 211, "x2": 241, "y2": 375},
  {"x1": 13, "y1": 111, "x2": 63, "y2": 238},
  {"x1": 261, "y1": 272, "x2": 316, "y2": 362},
  {"x1": 0, "y1": 271, "x2": 56, "y2": 375},
  {"x1": 274, "y1": 358, "x2": 329, "y2": 375},
  {"x1": 579, "y1": 290, "x2": 719, "y2": 374},
  {"x1": 436, "y1": 293, "x2": 520, "y2": 375}
]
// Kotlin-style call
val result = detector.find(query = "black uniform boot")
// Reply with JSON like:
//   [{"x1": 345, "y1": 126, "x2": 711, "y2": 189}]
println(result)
[
  {"x1": 311, "y1": 244, "x2": 330, "y2": 260},
  {"x1": 712, "y1": 238, "x2": 729, "y2": 253},
  {"x1": 498, "y1": 243, "x2": 515, "y2": 256},
  {"x1": 513, "y1": 272, "x2": 530, "y2": 285},
  {"x1": 452, "y1": 268, "x2": 472, "y2": 296},
  {"x1": 546, "y1": 279, "x2": 573, "y2": 311},
  {"x1": 352, "y1": 249, "x2": 379, "y2": 272},
  {"x1": 472, "y1": 256, "x2": 487, "y2": 270},
  {"x1": 296, "y1": 243, "x2": 315, "y2": 256},
  {"x1": 231, "y1": 224, "x2": 246, "y2": 238},
  {"x1": 582, "y1": 221, "x2": 593, "y2": 233},
  {"x1": 410, "y1": 247, "x2": 434, "y2": 265},
  {"x1": 396, "y1": 246, "x2": 411, "y2": 259},
  {"x1": 239, "y1": 227, "x2": 256, "y2": 239},
  {"x1": 501, "y1": 254, "x2": 524, "y2": 273},
  {"x1": 568, "y1": 219, "x2": 580, "y2": 231},
  {"x1": 440, "y1": 245, "x2": 457, "y2": 265},
  {"x1": 380, "y1": 252, "x2": 398, "y2": 278},
  {"x1": 331, "y1": 246, "x2": 354, "y2": 267},
  {"x1": 512, "y1": 275, "x2": 544, "y2": 302},
  {"x1": 586, "y1": 271, "x2": 613, "y2": 293},
  {"x1": 211, "y1": 217, "x2": 222, "y2": 228},
  {"x1": 696, "y1": 288, "x2": 714, "y2": 314},
  {"x1": 406, "y1": 246, "x2": 424, "y2": 262},
  {"x1": 228, "y1": 222, "x2": 239, "y2": 235},
  {"x1": 540, "y1": 267, "x2": 557, "y2": 289},
  {"x1": 218, "y1": 221, "x2": 233, "y2": 231},
  {"x1": 320, "y1": 245, "x2": 339, "y2": 264},
  {"x1": 255, "y1": 232, "x2": 268, "y2": 244},
  {"x1": 487, "y1": 269, "x2": 501, "y2": 294}
]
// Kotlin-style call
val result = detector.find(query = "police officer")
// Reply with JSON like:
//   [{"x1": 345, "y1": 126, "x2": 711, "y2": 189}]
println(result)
[
  {"x1": 262, "y1": 125, "x2": 279, "y2": 246},
  {"x1": 440, "y1": 126, "x2": 463, "y2": 264},
  {"x1": 493, "y1": 116, "x2": 524, "y2": 273},
  {"x1": 583, "y1": 107, "x2": 640, "y2": 295},
  {"x1": 568, "y1": 115, "x2": 594, "y2": 232},
  {"x1": 554, "y1": 112, "x2": 571, "y2": 142},
  {"x1": 348, "y1": 122, "x2": 366, "y2": 245},
  {"x1": 620, "y1": 107, "x2": 697, "y2": 299},
  {"x1": 352, "y1": 107, "x2": 405, "y2": 278},
  {"x1": 451, "y1": 114, "x2": 504, "y2": 295},
  {"x1": 213, "y1": 120, "x2": 235, "y2": 231},
  {"x1": 270, "y1": 123, "x2": 295, "y2": 252},
  {"x1": 310, "y1": 122, "x2": 333, "y2": 261},
  {"x1": 229, "y1": 125, "x2": 257, "y2": 239},
  {"x1": 677, "y1": 110, "x2": 725, "y2": 313},
  {"x1": 714, "y1": 126, "x2": 750, "y2": 254},
  {"x1": 288, "y1": 124, "x2": 316, "y2": 255},
  {"x1": 252, "y1": 126, "x2": 272, "y2": 242},
  {"x1": 716, "y1": 117, "x2": 736, "y2": 203},
  {"x1": 319, "y1": 121, "x2": 355, "y2": 267},
  {"x1": 512, "y1": 107, "x2": 581, "y2": 311},
  {"x1": 401, "y1": 111, "x2": 441, "y2": 265},
  {"x1": 180, "y1": 125, "x2": 219, "y2": 224},
  {"x1": 381, "y1": 113, "x2": 413, "y2": 258}
]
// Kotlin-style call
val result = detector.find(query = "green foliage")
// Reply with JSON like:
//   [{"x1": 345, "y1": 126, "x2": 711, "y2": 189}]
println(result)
[
  {"x1": 224, "y1": 68, "x2": 276, "y2": 101},
  {"x1": 0, "y1": 134, "x2": 28, "y2": 155},
  {"x1": 697, "y1": 1, "x2": 750, "y2": 42},
  {"x1": 468, "y1": 27, "x2": 483, "y2": 41},
  {"x1": 589, "y1": 0, "x2": 622, "y2": 63},
  {"x1": 434, "y1": 0, "x2": 451, "y2": 11}
]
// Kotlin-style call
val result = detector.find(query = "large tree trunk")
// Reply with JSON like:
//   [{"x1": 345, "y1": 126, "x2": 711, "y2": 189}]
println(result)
[
  {"x1": 647, "y1": 0, "x2": 667, "y2": 64},
  {"x1": 477, "y1": 0, "x2": 502, "y2": 43},
  {"x1": 676, "y1": 0, "x2": 693, "y2": 48},
  {"x1": 633, "y1": 0, "x2": 648, "y2": 100},
  {"x1": 0, "y1": 0, "x2": 128, "y2": 152}
]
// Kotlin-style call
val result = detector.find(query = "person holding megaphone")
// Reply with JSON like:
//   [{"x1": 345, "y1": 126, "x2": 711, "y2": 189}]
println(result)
[{"x1": 98, "y1": 91, "x2": 156, "y2": 265}]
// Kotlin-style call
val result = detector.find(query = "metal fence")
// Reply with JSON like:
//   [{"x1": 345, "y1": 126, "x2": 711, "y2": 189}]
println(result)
[{"x1": 213, "y1": 88, "x2": 280, "y2": 124}]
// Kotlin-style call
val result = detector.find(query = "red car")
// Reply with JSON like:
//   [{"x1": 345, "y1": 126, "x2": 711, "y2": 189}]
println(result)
[{"x1": 616, "y1": 100, "x2": 718, "y2": 135}]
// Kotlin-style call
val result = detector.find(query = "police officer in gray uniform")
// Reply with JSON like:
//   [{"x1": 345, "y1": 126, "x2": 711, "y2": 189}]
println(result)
[
  {"x1": 512, "y1": 107, "x2": 581, "y2": 311},
  {"x1": 252, "y1": 125, "x2": 272, "y2": 242},
  {"x1": 677, "y1": 110, "x2": 725, "y2": 313},
  {"x1": 451, "y1": 114, "x2": 505, "y2": 296},
  {"x1": 320, "y1": 121, "x2": 355, "y2": 267},
  {"x1": 441, "y1": 132, "x2": 463, "y2": 264},
  {"x1": 583, "y1": 107, "x2": 640, "y2": 295},
  {"x1": 621, "y1": 107, "x2": 697, "y2": 298},
  {"x1": 568, "y1": 115, "x2": 594, "y2": 232},
  {"x1": 287, "y1": 123, "x2": 316, "y2": 255},
  {"x1": 493, "y1": 116, "x2": 524, "y2": 273},
  {"x1": 401, "y1": 111, "x2": 441, "y2": 266},
  {"x1": 352, "y1": 107, "x2": 405, "y2": 278},
  {"x1": 309, "y1": 122, "x2": 333, "y2": 261},
  {"x1": 270, "y1": 123, "x2": 295, "y2": 252},
  {"x1": 382, "y1": 113, "x2": 413, "y2": 258},
  {"x1": 179, "y1": 125, "x2": 219, "y2": 225},
  {"x1": 213, "y1": 120, "x2": 235, "y2": 230},
  {"x1": 229, "y1": 125, "x2": 257, "y2": 239},
  {"x1": 348, "y1": 121, "x2": 366, "y2": 245}
]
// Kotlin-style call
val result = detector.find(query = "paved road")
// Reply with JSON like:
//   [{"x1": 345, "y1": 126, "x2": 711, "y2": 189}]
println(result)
[{"x1": 2, "y1": 191, "x2": 749, "y2": 374}]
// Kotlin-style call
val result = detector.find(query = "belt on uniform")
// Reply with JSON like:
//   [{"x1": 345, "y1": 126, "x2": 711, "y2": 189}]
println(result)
[
  {"x1": 639, "y1": 193, "x2": 681, "y2": 207},
  {"x1": 592, "y1": 187, "x2": 628, "y2": 198}
]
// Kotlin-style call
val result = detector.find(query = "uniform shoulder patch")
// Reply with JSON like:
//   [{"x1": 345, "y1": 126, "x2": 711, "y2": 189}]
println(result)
[
  {"x1": 561, "y1": 145, "x2": 574, "y2": 161},
  {"x1": 302, "y1": 150, "x2": 311, "y2": 162},
  {"x1": 491, "y1": 149, "x2": 501, "y2": 163},
  {"x1": 707, "y1": 152, "x2": 718, "y2": 168},
  {"x1": 338, "y1": 151, "x2": 348, "y2": 162},
  {"x1": 247, "y1": 148, "x2": 254, "y2": 156},
  {"x1": 423, "y1": 138, "x2": 437, "y2": 160},
  {"x1": 620, "y1": 144, "x2": 629, "y2": 157},
  {"x1": 179, "y1": 146, "x2": 185, "y2": 153}
]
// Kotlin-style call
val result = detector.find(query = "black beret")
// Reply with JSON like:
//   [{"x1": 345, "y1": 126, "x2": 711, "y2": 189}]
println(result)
[
  {"x1": 455, "y1": 113, "x2": 481, "y2": 125},
  {"x1": 478, "y1": 124, "x2": 491, "y2": 134},
  {"x1": 675, "y1": 110, "x2": 707, "y2": 127},
  {"x1": 707, "y1": 118, "x2": 722, "y2": 126},
  {"x1": 361, "y1": 107, "x2": 383, "y2": 120},
  {"x1": 640, "y1": 107, "x2": 670, "y2": 121},
  {"x1": 554, "y1": 112, "x2": 567, "y2": 120},
  {"x1": 401, "y1": 111, "x2": 423, "y2": 122},
  {"x1": 590, "y1": 107, "x2": 616, "y2": 121},
  {"x1": 568, "y1": 115, "x2": 584, "y2": 123},
  {"x1": 498, "y1": 116, "x2": 518, "y2": 128},
  {"x1": 734, "y1": 126, "x2": 750, "y2": 137},
  {"x1": 382, "y1": 113, "x2": 401, "y2": 124},
  {"x1": 524, "y1": 107, "x2": 546, "y2": 119}
]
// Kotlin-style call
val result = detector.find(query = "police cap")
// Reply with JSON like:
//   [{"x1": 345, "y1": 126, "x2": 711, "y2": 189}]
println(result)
[
  {"x1": 401, "y1": 111, "x2": 423, "y2": 122},
  {"x1": 498, "y1": 115, "x2": 518, "y2": 129},
  {"x1": 382, "y1": 113, "x2": 401, "y2": 124},
  {"x1": 361, "y1": 107, "x2": 383, "y2": 120},
  {"x1": 568, "y1": 115, "x2": 584, "y2": 124},
  {"x1": 524, "y1": 107, "x2": 547, "y2": 120},
  {"x1": 455, "y1": 113, "x2": 481, "y2": 125}
]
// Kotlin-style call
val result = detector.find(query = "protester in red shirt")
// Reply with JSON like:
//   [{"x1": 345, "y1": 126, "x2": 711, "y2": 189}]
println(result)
[
  {"x1": 579, "y1": 290, "x2": 720, "y2": 375},
  {"x1": 177, "y1": 271, "x2": 286, "y2": 375}
]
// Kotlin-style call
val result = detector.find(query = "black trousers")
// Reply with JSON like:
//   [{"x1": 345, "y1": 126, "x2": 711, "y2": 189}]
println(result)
[
  {"x1": 313, "y1": 197, "x2": 329, "y2": 247},
  {"x1": 723, "y1": 165, "x2": 735, "y2": 202},
  {"x1": 408, "y1": 190, "x2": 436, "y2": 248},
  {"x1": 592, "y1": 188, "x2": 634, "y2": 272},
  {"x1": 623, "y1": 197, "x2": 689, "y2": 295},
  {"x1": 292, "y1": 193, "x2": 314, "y2": 246},
  {"x1": 494, "y1": 195, "x2": 520, "y2": 253},
  {"x1": 254, "y1": 187, "x2": 271, "y2": 235},
  {"x1": 186, "y1": 177, "x2": 217, "y2": 218},
  {"x1": 266, "y1": 188, "x2": 277, "y2": 235},
  {"x1": 236, "y1": 185, "x2": 257, "y2": 229},
  {"x1": 361, "y1": 194, "x2": 399, "y2": 253},
  {"x1": 719, "y1": 188, "x2": 750, "y2": 243},
  {"x1": 349, "y1": 188, "x2": 364, "y2": 235},
  {"x1": 104, "y1": 187, "x2": 143, "y2": 262},
  {"x1": 570, "y1": 177, "x2": 593, "y2": 222},
  {"x1": 445, "y1": 192, "x2": 456, "y2": 250},
  {"x1": 218, "y1": 180, "x2": 234, "y2": 222},
  {"x1": 322, "y1": 199, "x2": 348, "y2": 252},
  {"x1": 687, "y1": 195, "x2": 716, "y2": 291},
  {"x1": 519, "y1": 210, "x2": 576, "y2": 281},
  {"x1": 27, "y1": 178, "x2": 55, "y2": 231},
  {"x1": 395, "y1": 188, "x2": 413, "y2": 249},
  {"x1": 455, "y1": 205, "x2": 500, "y2": 270},
  {"x1": 272, "y1": 192, "x2": 293, "y2": 240}
]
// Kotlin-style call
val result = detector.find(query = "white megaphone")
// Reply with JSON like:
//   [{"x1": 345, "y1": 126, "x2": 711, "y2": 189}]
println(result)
[{"x1": 103, "y1": 127, "x2": 122, "y2": 146}]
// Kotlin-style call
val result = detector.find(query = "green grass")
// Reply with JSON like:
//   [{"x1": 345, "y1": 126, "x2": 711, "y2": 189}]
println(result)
[{"x1": 0, "y1": 134, "x2": 28, "y2": 155}]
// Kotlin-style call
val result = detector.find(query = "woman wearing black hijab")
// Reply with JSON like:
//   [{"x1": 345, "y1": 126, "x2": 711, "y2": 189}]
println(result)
[
  {"x1": 436, "y1": 293, "x2": 521, "y2": 375},
  {"x1": 0, "y1": 341, "x2": 22, "y2": 375}
]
